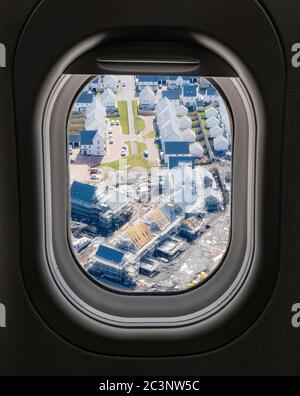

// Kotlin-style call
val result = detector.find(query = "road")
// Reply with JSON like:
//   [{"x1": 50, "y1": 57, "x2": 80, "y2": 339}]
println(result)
[
  {"x1": 118, "y1": 76, "x2": 138, "y2": 155},
  {"x1": 198, "y1": 112, "x2": 214, "y2": 163}
]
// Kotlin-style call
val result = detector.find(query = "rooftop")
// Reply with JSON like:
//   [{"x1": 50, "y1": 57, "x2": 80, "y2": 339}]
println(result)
[
  {"x1": 165, "y1": 141, "x2": 190, "y2": 155},
  {"x1": 169, "y1": 156, "x2": 195, "y2": 170},
  {"x1": 183, "y1": 84, "x2": 197, "y2": 97},
  {"x1": 162, "y1": 90, "x2": 182, "y2": 100},
  {"x1": 71, "y1": 181, "x2": 97, "y2": 204},
  {"x1": 76, "y1": 92, "x2": 94, "y2": 104},
  {"x1": 96, "y1": 244, "x2": 125, "y2": 264},
  {"x1": 80, "y1": 130, "x2": 97, "y2": 145}
]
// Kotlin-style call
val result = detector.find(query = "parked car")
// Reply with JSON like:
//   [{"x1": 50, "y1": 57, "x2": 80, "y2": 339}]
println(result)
[
  {"x1": 90, "y1": 174, "x2": 100, "y2": 180},
  {"x1": 121, "y1": 148, "x2": 126, "y2": 157},
  {"x1": 115, "y1": 120, "x2": 120, "y2": 126},
  {"x1": 110, "y1": 120, "x2": 115, "y2": 126},
  {"x1": 109, "y1": 138, "x2": 114, "y2": 144},
  {"x1": 90, "y1": 168, "x2": 99, "y2": 175}
]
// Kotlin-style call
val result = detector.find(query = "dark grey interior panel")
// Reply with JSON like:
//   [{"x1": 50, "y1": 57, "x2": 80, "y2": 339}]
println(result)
[{"x1": 12, "y1": 0, "x2": 285, "y2": 357}]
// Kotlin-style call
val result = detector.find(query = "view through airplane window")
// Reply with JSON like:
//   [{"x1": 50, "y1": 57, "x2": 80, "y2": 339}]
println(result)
[{"x1": 67, "y1": 75, "x2": 232, "y2": 293}]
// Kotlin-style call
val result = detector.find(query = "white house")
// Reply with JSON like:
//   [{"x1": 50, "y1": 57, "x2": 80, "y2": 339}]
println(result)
[
  {"x1": 167, "y1": 76, "x2": 196, "y2": 90},
  {"x1": 162, "y1": 89, "x2": 181, "y2": 105},
  {"x1": 209, "y1": 125, "x2": 224, "y2": 139},
  {"x1": 205, "y1": 106, "x2": 219, "y2": 119},
  {"x1": 182, "y1": 128, "x2": 196, "y2": 143},
  {"x1": 203, "y1": 169, "x2": 215, "y2": 189},
  {"x1": 137, "y1": 75, "x2": 159, "y2": 91},
  {"x1": 80, "y1": 130, "x2": 105, "y2": 156},
  {"x1": 86, "y1": 96, "x2": 106, "y2": 118},
  {"x1": 82, "y1": 77, "x2": 100, "y2": 93},
  {"x1": 219, "y1": 98, "x2": 231, "y2": 134},
  {"x1": 73, "y1": 92, "x2": 94, "y2": 113},
  {"x1": 204, "y1": 188, "x2": 222, "y2": 212},
  {"x1": 176, "y1": 105, "x2": 188, "y2": 117},
  {"x1": 164, "y1": 141, "x2": 191, "y2": 169},
  {"x1": 156, "y1": 97, "x2": 176, "y2": 114},
  {"x1": 161, "y1": 128, "x2": 183, "y2": 151},
  {"x1": 160, "y1": 119, "x2": 182, "y2": 138},
  {"x1": 178, "y1": 115, "x2": 192, "y2": 130},
  {"x1": 182, "y1": 85, "x2": 197, "y2": 108},
  {"x1": 100, "y1": 88, "x2": 117, "y2": 110},
  {"x1": 203, "y1": 86, "x2": 219, "y2": 104},
  {"x1": 199, "y1": 77, "x2": 211, "y2": 88},
  {"x1": 157, "y1": 107, "x2": 178, "y2": 129},
  {"x1": 85, "y1": 110, "x2": 106, "y2": 131},
  {"x1": 213, "y1": 135, "x2": 229, "y2": 153},
  {"x1": 167, "y1": 76, "x2": 182, "y2": 90},
  {"x1": 206, "y1": 116, "x2": 220, "y2": 129},
  {"x1": 89, "y1": 77, "x2": 101, "y2": 92},
  {"x1": 189, "y1": 142, "x2": 204, "y2": 158},
  {"x1": 103, "y1": 75, "x2": 118, "y2": 93},
  {"x1": 139, "y1": 86, "x2": 156, "y2": 110}
]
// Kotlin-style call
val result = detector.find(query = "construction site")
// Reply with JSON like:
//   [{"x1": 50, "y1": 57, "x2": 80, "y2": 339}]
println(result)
[{"x1": 70, "y1": 161, "x2": 230, "y2": 292}]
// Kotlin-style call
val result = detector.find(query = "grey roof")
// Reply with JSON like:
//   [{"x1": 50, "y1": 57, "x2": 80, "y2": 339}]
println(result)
[
  {"x1": 80, "y1": 130, "x2": 97, "y2": 145},
  {"x1": 138, "y1": 75, "x2": 159, "y2": 83},
  {"x1": 68, "y1": 134, "x2": 80, "y2": 144},
  {"x1": 183, "y1": 84, "x2": 197, "y2": 97},
  {"x1": 71, "y1": 181, "x2": 97, "y2": 204},
  {"x1": 160, "y1": 203, "x2": 176, "y2": 222},
  {"x1": 165, "y1": 141, "x2": 190, "y2": 155},
  {"x1": 162, "y1": 90, "x2": 181, "y2": 100},
  {"x1": 96, "y1": 245, "x2": 125, "y2": 264},
  {"x1": 206, "y1": 86, "x2": 218, "y2": 96},
  {"x1": 76, "y1": 92, "x2": 94, "y2": 104}
]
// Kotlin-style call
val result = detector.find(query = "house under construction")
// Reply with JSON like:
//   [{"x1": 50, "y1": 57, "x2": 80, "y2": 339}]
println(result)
[{"x1": 71, "y1": 181, "x2": 133, "y2": 233}]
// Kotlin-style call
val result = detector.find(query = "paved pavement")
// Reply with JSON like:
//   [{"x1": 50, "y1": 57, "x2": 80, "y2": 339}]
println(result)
[
  {"x1": 117, "y1": 75, "x2": 138, "y2": 155},
  {"x1": 69, "y1": 148, "x2": 101, "y2": 184},
  {"x1": 145, "y1": 138, "x2": 159, "y2": 165},
  {"x1": 102, "y1": 124, "x2": 125, "y2": 164},
  {"x1": 127, "y1": 98, "x2": 137, "y2": 155}
]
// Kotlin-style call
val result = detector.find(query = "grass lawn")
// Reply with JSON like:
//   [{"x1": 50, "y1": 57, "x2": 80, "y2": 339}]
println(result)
[
  {"x1": 99, "y1": 143, "x2": 150, "y2": 170},
  {"x1": 145, "y1": 130, "x2": 156, "y2": 139},
  {"x1": 117, "y1": 101, "x2": 129, "y2": 135},
  {"x1": 132, "y1": 100, "x2": 146, "y2": 132},
  {"x1": 127, "y1": 154, "x2": 150, "y2": 169},
  {"x1": 102, "y1": 155, "x2": 150, "y2": 170},
  {"x1": 137, "y1": 142, "x2": 147, "y2": 154},
  {"x1": 99, "y1": 159, "x2": 126, "y2": 171}
]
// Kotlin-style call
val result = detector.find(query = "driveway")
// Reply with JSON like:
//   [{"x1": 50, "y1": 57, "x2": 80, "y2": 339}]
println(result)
[{"x1": 69, "y1": 148, "x2": 101, "y2": 183}]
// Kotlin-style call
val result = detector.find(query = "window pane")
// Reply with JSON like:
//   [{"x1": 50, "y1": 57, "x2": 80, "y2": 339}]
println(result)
[{"x1": 68, "y1": 75, "x2": 232, "y2": 293}]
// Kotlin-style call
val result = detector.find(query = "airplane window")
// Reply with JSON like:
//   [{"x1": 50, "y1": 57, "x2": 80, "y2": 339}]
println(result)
[{"x1": 67, "y1": 75, "x2": 232, "y2": 293}]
